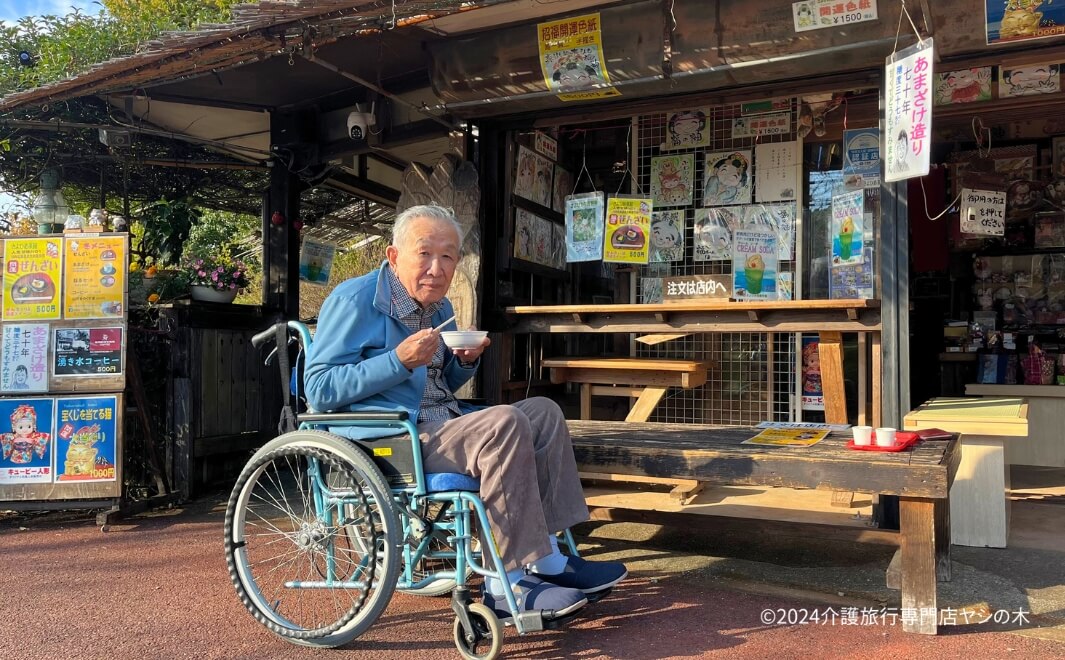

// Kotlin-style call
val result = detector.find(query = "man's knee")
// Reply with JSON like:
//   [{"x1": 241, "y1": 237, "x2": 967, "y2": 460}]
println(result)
[
  {"x1": 482, "y1": 405, "x2": 534, "y2": 444},
  {"x1": 522, "y1": 396, "x2": 565, "y2": 421}
]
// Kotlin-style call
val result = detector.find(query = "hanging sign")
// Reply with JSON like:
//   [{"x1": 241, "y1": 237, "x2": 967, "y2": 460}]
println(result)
[
  {"x1": 533, "y1": 131, "x2": 558, "y2": 160},
  {"x1": 986, "y1": 1, "x2": 1065, "y2": 45},
  {"x1": 2, "y1": 237, "x2": 62, "y2": 321},
  {"x1": 537, "y1": 13, "x2": 620, "y2": 102},
  {"x1": 603, "y1": 197, "x2": 652, "y2": 264},
  {"x1": 884, "y1": 38, "x2": 933, "y2": 183},
  {"x1": 843, "y1": 128, "x2": 881, "y2": 189},
  {"x1": 565, "y1": 192, "x2": 605, "y2": 262},
  {"x1": 960, "y1": 188, "x2": 1007, "y2": 236},
  {"x1": 299, "y1": 237, "x2": 338, "y2": 285},
  {"x1": 793, "y1": 0, "x2": 878, "y2": 33},
  {"x1": 64, "y1": 235, "x2": 126, "y2": 319}
]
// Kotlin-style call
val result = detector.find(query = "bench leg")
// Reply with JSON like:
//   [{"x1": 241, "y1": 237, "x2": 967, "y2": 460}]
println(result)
[
  {"x1": 625, "y1": 386, "x2": 668, "y2": 423},
  {"x1": 899, "y1": 497, "x2": 941, "y2": 634},
  {"x1": 580, "y1": 383, "x2": 592, "y2": 421},
  {"x1": 935, "y1": 496, "x2": 951, "y2": 582}
]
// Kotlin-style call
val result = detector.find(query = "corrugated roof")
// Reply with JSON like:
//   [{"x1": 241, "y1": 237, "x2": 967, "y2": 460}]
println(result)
[{"x1": 0, "y1": 0, "x2": 503, "y2": 112}]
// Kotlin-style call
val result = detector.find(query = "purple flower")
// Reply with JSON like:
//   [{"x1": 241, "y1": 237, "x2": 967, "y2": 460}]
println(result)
[
  {"x1": 229, "y1": 283, "x2": 237, "y2": 290},
  {"x1": 198, "y1": 270, "x2": 206, "y2": 277},
  {"x1": 211, "y1": 272, "x2": 219, "y2": 281}
]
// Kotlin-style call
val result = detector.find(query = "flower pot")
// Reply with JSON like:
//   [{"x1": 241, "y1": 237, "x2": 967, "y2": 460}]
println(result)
[{"x1": 190, "y1": 284, "x2": 238, "y2": 304}]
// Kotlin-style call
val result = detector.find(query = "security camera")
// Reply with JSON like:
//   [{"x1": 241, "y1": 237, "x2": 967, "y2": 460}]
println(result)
[{"x1": 347, "y1": 104, "x2": 376, "y2": 140}]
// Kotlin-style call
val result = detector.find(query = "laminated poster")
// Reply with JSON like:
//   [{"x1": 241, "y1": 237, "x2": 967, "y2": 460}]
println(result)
[
  {"x1": 63, "y1": 235, "x2": 126, "y2": 319},
  {"x1": 53, "y1": 327, "x2": 123, "y2": 377},
  {"x1": 54, "y1": 395, "x2": 118, "y2": 483},
  {"x1": 831, "y1": 245, "x2": 875, "y2": 299},
  {"x1": 537, "y1": 13, "x2": 620, "y2": 102},
  {"x1": 552, "y1": 167, "x2": 574, "y2": 213},
  {"x1": 649, "y1": 210, "x2": 685, "y2": 263},
  {"x1": 1, "y1": 323, "x2": 49, "y2": 392},
  {"x1": 843, "y1": 128, "x2": 881, "y2": 190},
  {"x1": 565, "y1": 193, "x2": 605, "y2": 262},
  {"x1": 801, "y1": 335, "x2": 825, "y2": 411},
  {"x1": 0, "y1": 398, "x2": 55, "y2": 485},
  {"x1": 703, "y1": 150, "x2": 753, "y2": 206},
  {"x1": 650, "y1": 154, "x2": 695, "y2": 208},
  {"x1": 742, "y1": 427, "x2": 828, "y2": 447},
  {"x1": 742, "y1": 204, "x2": 796, "y2": 261},
  {"x1": 732, "y1": 230, "x2": 778, "y2": 300},
  {"x1": 299, "y1": 236, "x2": 337, "y2": 285},
  {"x1": 831, "y1": 190, "x2": 865, "y2": 267},
  {"x1": 660, "y1": 108, "x2": 711, "y2": 151},
  {"x1": 986, "y1": 1, "x2": 1065, "y2": 45},
  {"x1": 2, "y1": 237, "x2": 62, "y2": 321},
  {"x1": 640, "y1": 278, "x2": 663, "y2": 304},
  {"x1": 884, "y1": 39, "x2": 933, "y2": 183},
  {"x1": 693, "y1": 207, "x2": 742, "y2": 261},
  {"x1": 603, "y1": 197, "x2": 652, "y2": 264}
]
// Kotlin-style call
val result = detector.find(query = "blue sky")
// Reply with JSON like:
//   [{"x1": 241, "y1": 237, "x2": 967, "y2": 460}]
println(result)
[{"x1": 1, "y1": 1, "x2": 101, "y2": 214}]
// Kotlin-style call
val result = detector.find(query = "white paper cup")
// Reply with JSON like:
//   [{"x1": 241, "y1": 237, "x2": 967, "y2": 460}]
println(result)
[
  {"x1": 875, "y1": 427, "x2": 897, "y2": 447},
  {"x1": 852, "y1": 425, "x2": 873, "y2": 446}
]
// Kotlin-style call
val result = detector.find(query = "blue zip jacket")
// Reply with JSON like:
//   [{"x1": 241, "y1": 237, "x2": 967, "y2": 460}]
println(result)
[{"x1": 303, "y1": 265, "x2": 479, "y2": 439}]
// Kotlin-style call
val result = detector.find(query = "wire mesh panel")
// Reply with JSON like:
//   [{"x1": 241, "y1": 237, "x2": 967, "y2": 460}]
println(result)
[{"x1": 633, "y1": 102, "x2": 800, "y2": 425}]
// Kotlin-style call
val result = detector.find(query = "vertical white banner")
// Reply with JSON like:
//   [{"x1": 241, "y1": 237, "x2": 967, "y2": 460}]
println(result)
[{"x1": 884, "y1": 39, "x2": 934, "y2": 183}]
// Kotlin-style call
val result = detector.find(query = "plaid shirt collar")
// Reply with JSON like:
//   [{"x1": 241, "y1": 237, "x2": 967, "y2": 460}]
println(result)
[{"x1": 386, "y1": 265, "x2": 442, "y2": 323}]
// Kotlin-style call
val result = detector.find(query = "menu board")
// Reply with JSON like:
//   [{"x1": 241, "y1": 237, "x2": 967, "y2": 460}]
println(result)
[
  {"x1": 63, "y1": 236, "x2": 126, "y2": 319},
  {"x1": 2, "y1": 238, "x2": 63, "y2": 321}
]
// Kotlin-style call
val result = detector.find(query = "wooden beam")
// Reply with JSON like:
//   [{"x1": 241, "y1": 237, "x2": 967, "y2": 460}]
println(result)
[
  {"x1": 818, "y1": 331, "x2": 848, "y2": 425},
  {"x1": 625, "y1": 386, "x2": 669, "y2": 422},
  {"x1": 899, "y1": 497, "x2": 940, "y2": 634}
]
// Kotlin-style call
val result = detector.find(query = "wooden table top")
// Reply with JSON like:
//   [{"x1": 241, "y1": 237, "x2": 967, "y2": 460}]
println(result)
[
  {"x1": 567, "y1": 420, "x2": 958, "y2": 499},
  {"x1": 903, "y1": 397, "x2": 1029, "y2": 437},
  {"x1": 542, "y1": 357, "x2": 708, "y2": 372}
]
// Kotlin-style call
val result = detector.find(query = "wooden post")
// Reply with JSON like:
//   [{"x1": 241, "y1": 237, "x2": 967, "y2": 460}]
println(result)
[
  {"x1": 899, "y1": 497, "x2": 939, "y2": 634},
  {"x1": 264, "y1": 111, "x2": 306, "y2": 317},
  {"x1": 818, "y1": 331, "x2": 847, "y2": 425}
]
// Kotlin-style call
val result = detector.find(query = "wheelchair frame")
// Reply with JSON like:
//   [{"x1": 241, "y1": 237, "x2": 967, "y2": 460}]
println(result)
[{"x1": 224, "y1": 321, "x2": 580, "y2": 659}]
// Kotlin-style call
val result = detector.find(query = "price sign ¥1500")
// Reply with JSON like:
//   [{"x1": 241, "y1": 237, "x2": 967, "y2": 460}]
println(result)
[{"x1": 960, "y1": 188, "x2": 1006, "y2": 236}]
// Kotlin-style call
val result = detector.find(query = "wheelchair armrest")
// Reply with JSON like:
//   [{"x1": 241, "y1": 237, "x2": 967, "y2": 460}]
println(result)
[{"x1": 298, "y1": 411, "x2": 409, "y2": 423}]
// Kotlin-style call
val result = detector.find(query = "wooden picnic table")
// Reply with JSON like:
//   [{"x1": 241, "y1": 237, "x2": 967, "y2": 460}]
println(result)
[{"x1": 567, "y1": 420, "x2": 960, "y2": 635}]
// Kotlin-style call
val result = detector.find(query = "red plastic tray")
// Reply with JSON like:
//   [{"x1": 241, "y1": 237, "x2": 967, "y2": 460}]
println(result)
[{"x1": 846, "y1": 431, "x2": 920, "y2": 452}]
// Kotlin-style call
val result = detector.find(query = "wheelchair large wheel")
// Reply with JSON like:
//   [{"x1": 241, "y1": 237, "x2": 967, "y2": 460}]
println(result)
[
  {"x1": 224, "y1": 431, "x2": 400, "y2": 648},
  {"x1": 453, "y1": 602, "x2": 503, "y2": 660},
  {"x1": 398, "y1": 500, "x2": 475, "y2": 597}
]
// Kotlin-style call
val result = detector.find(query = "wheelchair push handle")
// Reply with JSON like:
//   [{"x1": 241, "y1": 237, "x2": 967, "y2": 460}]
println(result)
[{"x1": 250, "y1": 324, "x2": 281, "y2": 349}]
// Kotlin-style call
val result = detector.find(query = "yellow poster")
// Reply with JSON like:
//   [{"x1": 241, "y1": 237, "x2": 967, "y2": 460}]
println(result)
[
  {"x1": 64, "y1": 235, "x2": 127, "y2": 319},
  {"x1": 603, "y1": 197, "x2": 652, "y2": 264},
  {"x1": 2, "y1": 238, "x2": 63, "y2": 321},
  {"x1": 742, "y1": 428, "x2": 829, "y2": 447},
  {"x1": 537, "y1": 13, "x2": 620, "y2": 102}
]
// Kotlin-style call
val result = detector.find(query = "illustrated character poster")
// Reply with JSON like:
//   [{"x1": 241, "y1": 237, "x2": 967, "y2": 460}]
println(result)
[
  {"x1": 650, "y1": 154, "x2": 695, "y2": 208},
  {"x1": 660, "y1": 108, "x2": 711, "y2": 151},
  {"x1": 884, "y1": 40, "x2": 933, "y2": 183},
  {"x1": 800, "y1": 336, "x2": 825, "y2": 411},
  {"x1": 640, "y1": 278, "x2": 664, "y2": 304},
  {"x1": 693, "y1": 206, "x2": 742, "y2": 261},
  {"x1": 999, "y1": 63, "x2": 1061, "y2": 97},
  {"x1": 0, "y1": 398, "x2": 54, "y2": 485},
  {"x1": 565, "y1": 192, "x2": 605, "y2": 262},
  {"x1": 986, "y1": 1, "x2": 1065, "y2": 45},
  {"x1": 831, "y1": 190, "x2": 865, "y2": 267},
  {"x1": 649, "y1": 210, "x2": 686, "y2": 263},
  {"x1": 54, "y1": 395, "x2": 118, "y2": 483},
  {"x1": 2, "y1": 237, "x2": 63, "y2": 321},
  {"x1": 703, "y1": 150, "x2": 753, "y2": 206},
  {"x1": 603, "y1": 196, "x2": 652, "y2": 264},
  {"x1": 552, "y1": 167, "x2": 574, "y2": 213},
  {"x1": 299, "y1": 236, "x2": 338, "y2": 285},
  {"x1": 1, "y1": 323, "x2": 49, "y2": 393},
  {"x1": 63, "y1": 235, "x2": 126, "y2": 319},
  {"x1": 732, "y1": 231, "x2": 778, "y2": 300},
  {"x1": 934, "y1": 67, "x2": 992, "y2": 105},
  {"x1": 514, "y1": 145, "x2": 554, "y2": 208},
  {"x1": 537, "y1": 13, "x2": 620, "y2": 101}
]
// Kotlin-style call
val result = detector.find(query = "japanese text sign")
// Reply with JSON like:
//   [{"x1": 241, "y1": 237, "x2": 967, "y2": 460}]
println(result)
[
  {"x1": 63, "y1": 235, "x2": 127, "y2": 319},
  {"x1": 960, "y1": 188, "x2": 1007, "y2": 236},
  {"x1": 793, "y1": 0, "x2": 878, "y2": 33},
  {"x1": 884, "y1": 39, "x2": 934, "y2": 183},
  {"x1": 537, "y1": 13, "x2": 620, "y2": 102},
  {"x1": 2, "y1": 238, "x2": 63, "y2": 321}
]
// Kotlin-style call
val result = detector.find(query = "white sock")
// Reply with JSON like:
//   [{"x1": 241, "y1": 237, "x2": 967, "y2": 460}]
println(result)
[
  {"x1": 486, "y1": 567, "x2": 527, "y2": 597},
  {"x1": 528, "y1": 535, "x2": 568, "y2": 576}
]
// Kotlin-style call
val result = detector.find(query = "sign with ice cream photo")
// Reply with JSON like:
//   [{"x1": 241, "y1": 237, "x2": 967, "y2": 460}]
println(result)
[
  {"x1": 731, "y1": 230, "x2": 778, "y2": 300},
  {"x1": 831, "y1": 190, "x2": 865, "y2": 267}
]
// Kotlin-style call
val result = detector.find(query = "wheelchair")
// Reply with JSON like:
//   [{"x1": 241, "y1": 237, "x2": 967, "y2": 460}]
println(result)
[{"x1": 224, "y1": 320, "x2": 585, "y2": 659}]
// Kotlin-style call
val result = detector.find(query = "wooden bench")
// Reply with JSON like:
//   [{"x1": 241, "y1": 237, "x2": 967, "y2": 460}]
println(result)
[
  {"x1": 543, "y1": 357, "x2": 710, "y2": 501},
  {"x1": 566, "y1": 419, "x2": 960, "y2": 635},
  {"x1": 541, "y1": 357, "x2": 710, "y2": 422}
]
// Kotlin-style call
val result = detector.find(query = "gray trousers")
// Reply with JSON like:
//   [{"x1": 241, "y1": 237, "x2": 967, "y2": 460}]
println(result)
[{"x1": 418, "y1": 397, "x2": 589, "y2": 570}]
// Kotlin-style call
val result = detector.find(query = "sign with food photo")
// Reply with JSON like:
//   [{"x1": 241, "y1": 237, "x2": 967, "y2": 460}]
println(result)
[
  {"x1": 603, "y1": 196, "x2": 653, "y2": 264},
  {"x1": 63, "y1": 235, "x2": 127, "y2": 319},
  {"x1": 2, "y1": 237, "x2": 62, "y2": 321}
]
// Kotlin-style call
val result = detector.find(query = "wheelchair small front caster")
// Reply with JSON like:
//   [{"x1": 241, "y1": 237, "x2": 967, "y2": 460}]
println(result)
[{"x1": 453, "y1": 602, "x2": 503, "y2": 660}]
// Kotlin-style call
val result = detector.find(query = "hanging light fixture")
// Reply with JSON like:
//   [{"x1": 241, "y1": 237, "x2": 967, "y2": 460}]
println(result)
[{"x1": 31, "y1": 169, "x2": 69, "y2": 234}]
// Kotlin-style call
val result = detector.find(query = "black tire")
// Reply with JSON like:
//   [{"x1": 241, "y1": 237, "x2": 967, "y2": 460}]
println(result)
[
  {"x1": 224, "y1": 430, "x2": 400, "y2": 648},
  {"x1": 453, "y1": 602, "x2": 503, "y2": 660}
]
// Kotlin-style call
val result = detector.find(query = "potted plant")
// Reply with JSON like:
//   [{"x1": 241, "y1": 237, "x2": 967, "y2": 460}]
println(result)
[{"x1": 185, "y1": 252, "x2": 249, "y2": 303}]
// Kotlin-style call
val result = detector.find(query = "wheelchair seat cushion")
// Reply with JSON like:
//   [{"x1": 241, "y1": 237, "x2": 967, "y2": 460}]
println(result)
[{"x1": 424, "y1": 472, "x2": 480, "y2": 493}]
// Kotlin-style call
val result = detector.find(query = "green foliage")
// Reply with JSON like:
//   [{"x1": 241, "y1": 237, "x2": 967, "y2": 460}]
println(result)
[
  {"x1": 299, "y1": 237, "x2": 387, "y2": 319},
  {"x1": 133, "y1": 198, "x2": 200, "y2": 267}
]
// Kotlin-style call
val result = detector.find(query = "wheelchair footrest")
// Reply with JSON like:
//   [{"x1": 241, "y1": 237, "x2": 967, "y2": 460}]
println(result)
[{"x1": 585, "y1": 586, "x2": 613, "y2": 604}]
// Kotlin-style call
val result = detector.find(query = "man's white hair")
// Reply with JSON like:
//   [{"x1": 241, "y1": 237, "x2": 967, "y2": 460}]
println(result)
[{"x1": 391, "y1": 204, "x2": 464, "y2": 247}]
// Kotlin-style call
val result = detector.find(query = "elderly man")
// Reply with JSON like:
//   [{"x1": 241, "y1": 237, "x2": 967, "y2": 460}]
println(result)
[{"x1": 305, "y1": 204, "x2": 626, "y2": 622}]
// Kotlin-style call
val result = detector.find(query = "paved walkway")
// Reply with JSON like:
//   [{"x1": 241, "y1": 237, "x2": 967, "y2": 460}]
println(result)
[{"x1": 2, "y1": 496, "x2": 1064, "y2": 659}]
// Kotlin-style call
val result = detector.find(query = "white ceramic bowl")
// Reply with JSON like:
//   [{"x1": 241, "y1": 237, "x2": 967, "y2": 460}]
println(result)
[{"x1": 440, "y1": 330, "x2": 488, "y2": 350}]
